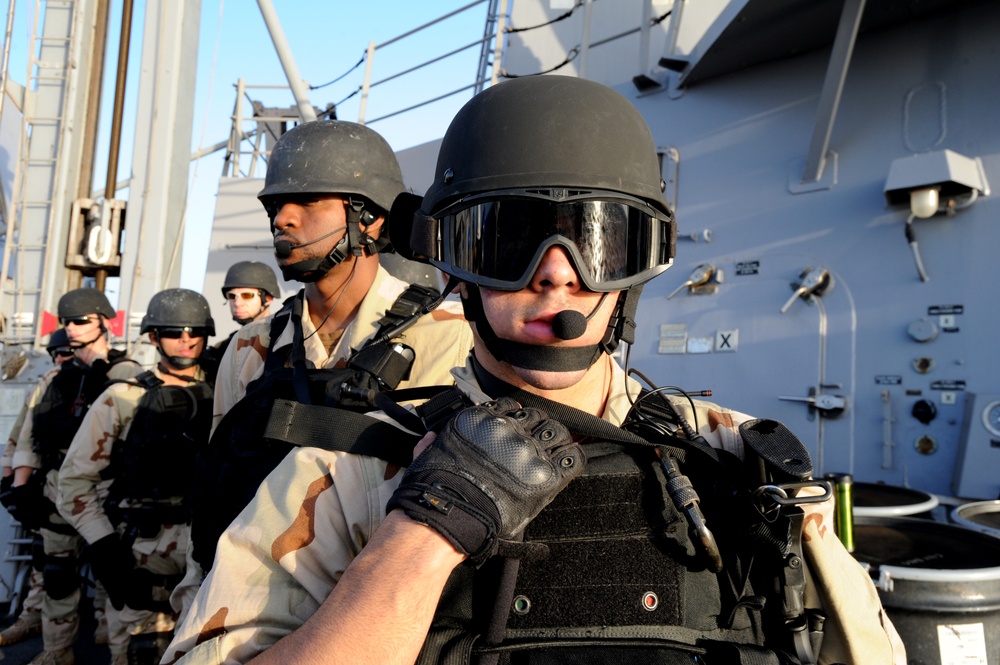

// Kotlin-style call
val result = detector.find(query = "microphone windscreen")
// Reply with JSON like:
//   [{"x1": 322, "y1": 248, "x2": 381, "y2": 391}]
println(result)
[
  {"x1": 551, "y1": 310, "x2": 587, "y2": 340},
  {"x1": 274, "y1": 240, "x2": 293, "y2": 259}
]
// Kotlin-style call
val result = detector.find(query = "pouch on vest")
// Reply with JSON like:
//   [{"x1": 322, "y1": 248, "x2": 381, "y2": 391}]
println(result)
[
  {"x1": 105, "y1": 375, "x2": 214, "y2": 529},
  {"x1": 32, "y1": 350, "x2": 136, "y2": 471}
]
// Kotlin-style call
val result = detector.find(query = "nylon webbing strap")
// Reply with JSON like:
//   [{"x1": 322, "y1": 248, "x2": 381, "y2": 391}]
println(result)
[
  {"x1": 471, "y1": 356, "x2": 652, "y2": 448},
  {"x1": 264, "y1": 398, "x2": 418, "y2": 467}
]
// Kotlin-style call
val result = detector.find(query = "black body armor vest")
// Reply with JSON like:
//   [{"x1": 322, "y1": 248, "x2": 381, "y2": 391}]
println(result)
[
  {"x1": 108, "y1": 372, "x2": 214, "y2": 502},
  {"x1": 418, "y1": 373, "x2": 821, "y2": 665},
  {"x1": 32, "y1": 349, "x2": 135, "y2": 471}
]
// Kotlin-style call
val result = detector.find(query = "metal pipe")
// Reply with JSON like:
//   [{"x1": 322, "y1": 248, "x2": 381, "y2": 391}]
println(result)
[
  {"x1": 256, "y1": 0, "x2": 316, "y2": 123},
  {"x1": 104, "y1": 0, "x2": 134, "y2": 201},
  {"x1": 491, "y1": 0, "x2": 508, "y2": 86},
  {"x1": 77, "y1": 0, "x2": 110, "y2": 202},
  {"x1": 801, "y1": 0, "x2": 866, "y2": 184},
  {"x1": 98, "y1": 0, "x2": 135, "y2": 290},
  {"x1": 579, "y1": 0, "x2": 593, "y2": 77},
  {"x1": 358, "y1": 40, "x2": 376, "y2": 125}
]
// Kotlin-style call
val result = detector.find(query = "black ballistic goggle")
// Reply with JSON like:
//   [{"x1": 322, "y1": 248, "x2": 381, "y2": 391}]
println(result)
[
  {"x1": 416, "y1": 190, "x2": 675, "y2": 292},
  {"x1": 155, "y1": 326, "x2": 210, "y2": 339}
]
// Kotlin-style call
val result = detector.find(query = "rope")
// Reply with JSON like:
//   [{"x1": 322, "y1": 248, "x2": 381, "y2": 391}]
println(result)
[
  {"x1": 504, "y1": 0, "x2": 588, "y2": 34},
  {"x1": 310, "y1": 54, "x2": 366, "y2": 91}
]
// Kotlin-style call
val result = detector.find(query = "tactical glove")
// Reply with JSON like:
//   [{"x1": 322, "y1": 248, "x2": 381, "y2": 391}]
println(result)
[
  {"x1": 88, "y1": 533, "x2": 135, "y2": 610},
  {"x1": 388, "y1": 397, "x2": 585, "y2": 566},
  {"x1": 1, "y1": 482, "x2": 52, "y2": 530}
]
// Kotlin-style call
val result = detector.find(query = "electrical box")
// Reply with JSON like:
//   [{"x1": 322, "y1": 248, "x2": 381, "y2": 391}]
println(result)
[{"x1": 953, "y1": 393, "x2": 1000, "y2": 499}]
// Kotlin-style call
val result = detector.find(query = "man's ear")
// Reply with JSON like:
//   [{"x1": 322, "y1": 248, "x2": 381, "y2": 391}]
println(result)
[
  {"x1": 362, "y1": 214, "x2": 386, "y2": 239},
  {"x1": 147, "y1": 331, "x2": 158, "y2": 345}
]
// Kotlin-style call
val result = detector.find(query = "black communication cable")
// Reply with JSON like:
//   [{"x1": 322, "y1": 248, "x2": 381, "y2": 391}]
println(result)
[
  {"x1": 504, "y1": 0, "x2": 589, "y2": 34},
  {"x1": 310, "y1": 55, "x2": 366, "y2": 91}
]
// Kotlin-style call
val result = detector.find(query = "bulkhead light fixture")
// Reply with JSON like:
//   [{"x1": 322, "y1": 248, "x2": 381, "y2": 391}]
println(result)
[{"x1": 883, "y1": 149, "x2": 990, "y2": 282}]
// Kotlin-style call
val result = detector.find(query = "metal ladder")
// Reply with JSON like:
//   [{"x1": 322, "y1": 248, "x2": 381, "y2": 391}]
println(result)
[{"x1": 0, "y1": 0, "x2": 81, "y2": 352}]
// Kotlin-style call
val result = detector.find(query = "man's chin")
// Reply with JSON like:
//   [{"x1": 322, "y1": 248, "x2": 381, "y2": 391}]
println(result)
[{"x1": 510, "y1": 365, "x2": 588, "y2": 392}]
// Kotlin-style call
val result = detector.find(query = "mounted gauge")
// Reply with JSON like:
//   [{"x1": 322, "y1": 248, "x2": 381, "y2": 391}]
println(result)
[{"x1": 983, "y1": 400, "x2": 1000, "y2": 437}]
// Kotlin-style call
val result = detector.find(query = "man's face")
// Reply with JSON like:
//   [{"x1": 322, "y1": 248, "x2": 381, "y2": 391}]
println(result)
[
  {"x1": 50, "y1": 348, "x2": 75, "y2": 366},
  {"x1": 60, "y1": 312, "x2": 102, "y2": 345},
  {"x1": 226, "y1": 287, "x2": 266, "y2": 322},
  {"x1": 474, "y1": 245, "x2": 620, "y2": 390},
  {"x1": 267, "y1": 194, "x2": 348, "y2": 268},
  {"x1": 153, "y1": 329, "x2": 206, "y2": 367}
]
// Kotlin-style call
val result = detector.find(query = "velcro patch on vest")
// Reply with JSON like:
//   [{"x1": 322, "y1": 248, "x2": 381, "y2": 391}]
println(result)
[{"x1": 510, "y1": 448, "x2": 706, "y2": 629}]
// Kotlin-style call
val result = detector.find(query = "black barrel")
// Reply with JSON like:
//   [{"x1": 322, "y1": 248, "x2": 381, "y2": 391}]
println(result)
[
  {"x1": 854, "y1": 515, "x2": 1000, "y2": 665},
  {"x1": 853, "y1": 481, "x2": 938, "y2": 519},
  {"x1": 952, "y1": 500, "x2": 1000, "y2": 539}
]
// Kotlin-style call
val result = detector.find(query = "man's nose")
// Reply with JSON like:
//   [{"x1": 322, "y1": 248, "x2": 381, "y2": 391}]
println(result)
[
  {"x1": 272, "y1": 201, "x2": 303, "y2": 231},
  {"x1": 530, "y1": 245, "x2": 581, "y2": 291}
]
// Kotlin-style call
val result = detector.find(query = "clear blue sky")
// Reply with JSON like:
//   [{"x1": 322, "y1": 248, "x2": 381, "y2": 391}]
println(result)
[
  {"x1": 3, "y1": 0, "x2": 491, "y2": 293},
  {"x1": 182, "y1": 1, "x2": 491, "y2": 290}
]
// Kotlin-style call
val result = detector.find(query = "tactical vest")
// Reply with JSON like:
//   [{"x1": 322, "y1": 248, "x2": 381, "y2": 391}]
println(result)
[
  {"x1": 104, "y1": 371, "x2": 214, "y2": 535},
  {"x1": 32, "y1": 349, "x2": 136, "y2": 471},
  {"x1": 417, "y1": 376, "x2": 826, "y2": 665},
  {"x1": 190, "y1": 285, "x2": 449, "y2": 573}
]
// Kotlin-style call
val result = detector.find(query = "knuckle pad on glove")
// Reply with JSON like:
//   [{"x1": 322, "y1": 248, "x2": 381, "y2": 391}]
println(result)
[{"x1": 452, "y1": 408, "x2": 555, "y2": 487}]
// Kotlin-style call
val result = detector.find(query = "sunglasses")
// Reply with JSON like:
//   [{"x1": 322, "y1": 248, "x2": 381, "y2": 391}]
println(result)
[
  {"x1": 418, "y1": 189, "x2": 675, "y2": 292},
  {"x1": 50, "y1": 348, "x2": 76, "y2": 359},
  {"x1": 225, "y1": 292, "x2": 258, "y2": 301},
  {"x1": 59, "y1": 316, "x2": 93, "y2": 326},
  {"x1": 155, "y1": 326, "x2": 209, "y2": 339}
]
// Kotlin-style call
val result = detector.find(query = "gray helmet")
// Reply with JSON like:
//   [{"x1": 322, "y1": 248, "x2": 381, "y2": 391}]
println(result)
[
  {"x1": 410, "y1": 77, "x2": 675, "y2": 374},
  {"x1": 57, "y1": 288, "x2": 116, "y2": 320},
  {"x1": 421, "y1": 76, "x2": 671, "y2": 217},
  {"x1": 257, "y1": 120, "x2": 406, "y2": 214},
  {"x1": 140, "y1": 289, "x2": 215, "y2": 335},
  {"x1": 46, "y1": 328, "x2": 71, "y2": 353},
  {"x1": 221, "y1": 261, "x2": 281, "y2": 298}
]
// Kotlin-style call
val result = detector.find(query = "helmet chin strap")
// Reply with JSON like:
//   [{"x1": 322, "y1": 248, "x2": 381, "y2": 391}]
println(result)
[
  {"x1": 157, "y1": 360, "x2": 201, "y2": 382},
  {"x1": 279, "y1": 199, "x2": 380, "y2": 283},
  {"x1": 460, "y1": 285, "x2": 642, "y2": 373},
  {"x1": 68, "y1": 320, "x2": 109, "y2": 351},
  {"x1": 153, "y1": 335, "x2": 201, "y2": 372}
]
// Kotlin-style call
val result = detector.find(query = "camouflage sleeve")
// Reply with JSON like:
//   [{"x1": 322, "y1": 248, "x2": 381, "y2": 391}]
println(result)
[
  {"x1": 55, "y1": 384, "x2": 126, "y2": 544},
  {"x1": 3, "y1": 399, "x2": 29, "y2": 468},
  {"x1": 800, "y1": 487, "x2": 907, "y2": 663},
  {"x1": 11, "y1": 371, "x2": 57, "y2": 470},
  {"x1": 107, "y1": 357, "x2": 143, "y2": 381},
  {"x1": 164, "y1": 443, "x2": 406, "y2": 664},
  {"x1": 210, "y1": 323, "x2": 269, "y2": 439},
  {"x1": 396, "y1": 300, "x2": 473, "y2": 394}
]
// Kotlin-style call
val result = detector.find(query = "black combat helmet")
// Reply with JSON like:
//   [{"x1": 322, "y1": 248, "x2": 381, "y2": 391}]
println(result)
[
  {"x1": 57, "y1": 288, "x2": 116, "y2": 320},
  {"x1": 258, "y1": 120, "x2": 405, "y2": 214},
  {"x1": 140, "y1": 289, "x2": 216, "y2": 336},
  {"x1": 408, "y1": 76, "x2": 676, "y2": 373},
  {"x1": 46, "y1": 328, "x2": 72, "y2": 359},
  {"x1": 258, "y1": 120, "x2": 407, "y2": 282},
  {"x1": 221, "y1": 261, "x2": 281, "y2": 299}
]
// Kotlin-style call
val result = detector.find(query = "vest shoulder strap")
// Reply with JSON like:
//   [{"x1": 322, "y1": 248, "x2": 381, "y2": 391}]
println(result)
[{"x1": 264, "y1": 398, "x2": 420, "y2": 467}]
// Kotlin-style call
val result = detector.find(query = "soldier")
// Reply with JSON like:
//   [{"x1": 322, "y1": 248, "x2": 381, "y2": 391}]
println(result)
[
  {"x1": 8, "y1": 289, "x2": 140, "y2": 665},
  {"x1": 214, "y1": 260, "x2": 281, "y2": 355},
  {"x1": 179, "y1": 118, "x2": 474, "y2": 593},
  {"x1": 166, "y1": 77, "x2": 905, "y2": 665},
  {"x1": 0, "y1": 329, "x2": 74, "y2": 647},
  {"x1": 56, "y1": 288, "x2": 216, "y2": 665}
]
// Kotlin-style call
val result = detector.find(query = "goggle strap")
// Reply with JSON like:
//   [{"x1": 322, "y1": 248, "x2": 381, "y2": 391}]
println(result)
[{"x1": 409, "y1": 212, "x2": 439, "y2": 260}]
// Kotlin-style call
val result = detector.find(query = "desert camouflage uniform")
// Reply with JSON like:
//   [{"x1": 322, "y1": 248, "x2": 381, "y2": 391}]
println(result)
[
  {"x1": 2, "y1": 390, "x2": 42, "y2": 637},
  {"x1": 56, "y1": 366, "x2": 208, "y2": 660},
  {"x1": 163, "y1": 354, "x2": 904, "y2": 665},
  {"x1": 12, "y1": 358, "x2": 140, "y2": 653},
  {"x1": 167, "y1": 265, "x2": 474, "y2": 621}
]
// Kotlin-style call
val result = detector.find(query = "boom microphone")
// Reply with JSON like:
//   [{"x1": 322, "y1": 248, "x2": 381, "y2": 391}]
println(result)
[
  {"x1": 274, "y1": 226, "x2": 346, "y2": 259},
  {"x1": 551, "y1": 292, "x2": 610, "y2": 341}
]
